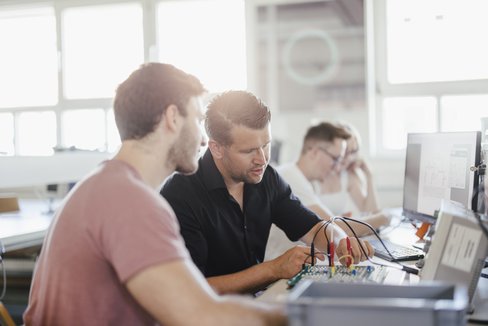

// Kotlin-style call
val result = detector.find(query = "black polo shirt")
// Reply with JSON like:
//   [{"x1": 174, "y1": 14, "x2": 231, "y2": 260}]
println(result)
[{"x1": 161, "y1": 149, "x2": 320, "y2": 277}]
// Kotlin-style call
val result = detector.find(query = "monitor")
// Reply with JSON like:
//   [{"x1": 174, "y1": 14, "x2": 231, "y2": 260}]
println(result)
[{"x1": 403, "y1": 131, "x2": 482, "y2": 223}]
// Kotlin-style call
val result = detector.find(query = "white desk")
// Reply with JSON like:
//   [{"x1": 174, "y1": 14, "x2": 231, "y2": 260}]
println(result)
[
  {"x1": 0, "y1": 199, "x2": 55, "y2": 252},
  {"x1": 257, "y1": 219, "x2": 488, "y2": 326}
]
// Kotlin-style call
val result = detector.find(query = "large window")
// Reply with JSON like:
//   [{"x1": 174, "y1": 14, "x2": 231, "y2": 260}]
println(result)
[
  {"x1": 0, "y1": 7, "x2": 58, "y2": 108},
  {"x1": 18, "y1": 111, "x2": 57, "y2": 156},
  {"x1": 374, "y1": 0, "x2": 488, "y2": 154},
  {"x1": 0, "y1": 0, "x2": 246, "y2": 157},
  {"x1": 157, "y1": 0, "x2": 246, "y2": 92},
  {"x1": 62, "y1": 3, "x2": 144, "y2": 99},
  {"x1": 386, "y1": 0, "x2": 488, "y2": 84},
  {"x1": 0, "y1": 113, "x2": 14, "y2": 155}
]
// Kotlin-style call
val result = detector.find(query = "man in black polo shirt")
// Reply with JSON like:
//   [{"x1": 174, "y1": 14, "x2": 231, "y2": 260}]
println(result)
[{"x1": 161, "y1": 90, "x2": 373, "y2": 294}]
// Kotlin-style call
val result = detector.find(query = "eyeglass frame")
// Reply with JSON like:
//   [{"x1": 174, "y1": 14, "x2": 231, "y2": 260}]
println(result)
[
  {"x1": 345, "y1": 148, "x2": 359, "y2": 157},
  {"x1": 316, "y1": 146, "x2": 344, "y2": 166}
]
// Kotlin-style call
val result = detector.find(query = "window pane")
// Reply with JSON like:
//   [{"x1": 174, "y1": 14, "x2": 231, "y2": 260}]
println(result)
[
  {"x1": 107, "y1": 109, "x2": 121, "y2": 152},
  {"x1": 387, "y1": 0, "x2": 488, "y2": 83},
  {"x1": 18, "y1": 111, "x2": 56, "y2": 156},
  {"x1": 157, "y1": 0, "x2": 246, "y2": 92},
  {"x1": 62, "y1": 109, "x2": 105, "y2": 151},
  {"x1": 0, "y1": 113, "x2": 14, "y2": 155},
  {"x1": 382, "y1": 97, "x2": 437, "y2": 149},
  {"x1": 441, "y1": 95, "x2": 488, "y2": 132},
  {"x1": 0, "y1": 7, "x2": 58, "y2": 107},
  {"x1": 62, "y1": 3, "x2": 144, "y2": 99}
]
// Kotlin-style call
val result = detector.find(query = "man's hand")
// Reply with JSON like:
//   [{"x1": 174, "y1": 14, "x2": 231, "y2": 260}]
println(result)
[
  {"x1": 336, "y1": 237, "x2": 374, "y2": 265},
  {"x1": 270, "y1": 245, "x2": 325, "y2": 279}
]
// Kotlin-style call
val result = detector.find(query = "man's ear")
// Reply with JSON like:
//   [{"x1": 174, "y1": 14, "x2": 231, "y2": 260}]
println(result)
[
  {"x1": 208, "y1": 139, "x2": 224, "y2": 159},
  {"x1": 163, "y1": 104, "x2": 180, "y2": 132}
]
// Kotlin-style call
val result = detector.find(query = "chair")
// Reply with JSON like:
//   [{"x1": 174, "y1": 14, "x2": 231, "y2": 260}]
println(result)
[{"x1": 0, "y1": 301, "x2": 15, "y2": 326}]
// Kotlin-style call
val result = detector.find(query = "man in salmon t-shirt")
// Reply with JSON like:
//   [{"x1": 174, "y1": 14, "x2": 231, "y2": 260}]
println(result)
[{"x1": 23, "y1": 63, "x2": 285, "y2": 326}]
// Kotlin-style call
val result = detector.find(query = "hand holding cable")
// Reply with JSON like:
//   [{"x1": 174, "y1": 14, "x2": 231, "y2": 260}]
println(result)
[{"x1": 336, "y1": 236, "x2": 374, "y2": 265}]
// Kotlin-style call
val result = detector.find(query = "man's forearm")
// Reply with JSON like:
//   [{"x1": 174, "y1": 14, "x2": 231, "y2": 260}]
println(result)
[{"x1": 207, "y1": 261, "x2": 279, "y2": 295}]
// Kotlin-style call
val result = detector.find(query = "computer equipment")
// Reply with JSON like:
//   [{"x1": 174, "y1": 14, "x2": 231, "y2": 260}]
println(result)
[
  {"x1": 287, "y1": 264, "x2": 406, "y2": 288},
  {"x1": 287, "y1": 281, "x2": 468, "y2": 326},
  {"x1": 368, "y1": 238, "x2": 424, "y2": 262},
  {"x1": 420, "y1": 208, "x2": 488, "y2": 307},
  {"x1": 403, "y1": 131, "x2": 482, "y2": 224}
]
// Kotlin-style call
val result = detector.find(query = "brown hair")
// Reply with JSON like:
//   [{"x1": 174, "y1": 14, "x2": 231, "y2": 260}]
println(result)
[
  {"x1": 205, "y1": 90, "x2": 271, "y2": 145},
  {"x1": 301, "y1": 122, "x2": 351, "y2": 154},
  {"x1": 114, "y1": 63, "x2": 205, "y2": 141}
]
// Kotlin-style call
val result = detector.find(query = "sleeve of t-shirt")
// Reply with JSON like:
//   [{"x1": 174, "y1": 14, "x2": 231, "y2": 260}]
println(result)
[
  {"x1": 268, "y1": 168, "x2": 321, "y2": 242},
  {"x1": 99, "y1": 188, "x2": 190, "y2": 283},
  {"x1": 160, "y1": 175, "x2": 209, "y2": 275}
]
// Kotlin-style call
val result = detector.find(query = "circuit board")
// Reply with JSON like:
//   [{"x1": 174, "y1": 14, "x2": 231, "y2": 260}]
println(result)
[{"x1": 287, "y1": 265, "x2": 391, "y2": 288}]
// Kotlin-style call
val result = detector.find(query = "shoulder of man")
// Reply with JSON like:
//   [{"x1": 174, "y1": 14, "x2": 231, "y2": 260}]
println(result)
[{"x1": 160, "y1": 171, "x2": 202, "y2": 197}]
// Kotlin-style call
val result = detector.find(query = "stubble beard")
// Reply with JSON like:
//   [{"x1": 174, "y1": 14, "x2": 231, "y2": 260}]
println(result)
[{"x1": 169, "y1": 128, "x2": 199, "y2": 175}]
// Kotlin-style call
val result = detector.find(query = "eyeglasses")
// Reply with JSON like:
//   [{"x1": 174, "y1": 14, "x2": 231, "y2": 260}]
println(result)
[
  {"x1": 317, "y1": 147, "x2": 343, "y2": 166},
  {"x1": 346, "y1": 148, "x2": 359, "y2": 156}
]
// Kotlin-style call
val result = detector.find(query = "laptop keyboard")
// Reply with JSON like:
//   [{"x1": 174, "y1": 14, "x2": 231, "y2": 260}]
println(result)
[{"x1": 368, "y1": 239, "x2": 425, "y2": 262}]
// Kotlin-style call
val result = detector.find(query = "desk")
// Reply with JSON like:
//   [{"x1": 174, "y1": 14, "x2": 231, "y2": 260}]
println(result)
[
  {"x1": 258, "y1": 218, "x2": 420, "y2": 303},
  {"x1": 0, "y1": 199, "x2": 55, "y2": 252},
  {"x1": 257, "y1": 218, "x2": 488, "y2": 326}
]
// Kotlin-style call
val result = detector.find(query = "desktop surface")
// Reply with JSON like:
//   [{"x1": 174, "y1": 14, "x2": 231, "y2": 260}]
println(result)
[
  {"x1": 0, "y1": 199, "x2": 56, "y2": 252},
  {"x1": 257, "y1": 218, "x2": 487, "y2": 326}
]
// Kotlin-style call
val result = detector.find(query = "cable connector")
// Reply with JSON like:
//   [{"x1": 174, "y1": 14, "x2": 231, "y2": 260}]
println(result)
[
  {"x1": 329, "y1": 242, "x2": 335, "y2": 267},
  {"x1": 402, "y1": 265, "x2": 420, "y2": 275},
  {"x1": 310, "y1": 242, "x2": 315, "y2": 266}
]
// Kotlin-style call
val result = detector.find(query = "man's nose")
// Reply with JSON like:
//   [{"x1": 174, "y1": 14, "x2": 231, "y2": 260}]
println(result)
[{"x1": 254, "y1": 148, "x2": 266, "y2": 165}]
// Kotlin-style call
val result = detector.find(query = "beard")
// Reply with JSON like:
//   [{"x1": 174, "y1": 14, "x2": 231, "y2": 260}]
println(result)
[
  {"x1": 224, "y1": 160, "x2": 266, "y2": 185},
  {"x1": 168, "y1": 124, "x2": 200, "y2": 175}
]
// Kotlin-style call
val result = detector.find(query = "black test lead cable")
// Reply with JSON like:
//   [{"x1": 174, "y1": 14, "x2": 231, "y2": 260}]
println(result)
[{"x1": 333, "y1": 216, "x2": 420, "y2": 275}]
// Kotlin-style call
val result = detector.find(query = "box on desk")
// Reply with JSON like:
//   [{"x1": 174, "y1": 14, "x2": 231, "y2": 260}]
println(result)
[
  {"x1": 287, "y1": 280, "x2": 468, "y2": 326},
  {"x1": 0, "y1": 194, "x2": 19, "y2": 213}
]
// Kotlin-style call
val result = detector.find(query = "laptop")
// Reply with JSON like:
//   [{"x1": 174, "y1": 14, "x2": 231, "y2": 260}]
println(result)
[{"x1": 419, "y1": 207, "x2": 488, "y2": 311}]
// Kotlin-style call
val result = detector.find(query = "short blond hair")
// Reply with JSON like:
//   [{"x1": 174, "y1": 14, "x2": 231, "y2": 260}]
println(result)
[{"x1": 205, "y1": 91, "x2": 271, "y2": 146}]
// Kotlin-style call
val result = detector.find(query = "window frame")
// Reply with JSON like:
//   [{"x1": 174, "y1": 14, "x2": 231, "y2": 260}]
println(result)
[
  {"x1": 370, "y1": 0, "x2": 488, "y2": 157},
  {"x1": 0, "y1": 0, "x2": 154, "y2": 157}
]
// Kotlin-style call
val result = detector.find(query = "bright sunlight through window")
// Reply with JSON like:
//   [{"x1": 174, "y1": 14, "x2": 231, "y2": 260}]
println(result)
[
  {"x1": 62, "y1": 3, "x2": 144, "y2": 99},
  {"x1": 62, "y1": 109, "x2": 106, "y2": 151},
  {"x1": 441, "y1": 95, "x2": 488, "y2": 132},
  {"x1": 382, "y1": 97, "x2": 437, "y2": 150},
  {"x1": 0, "y1": 113, "x2": 14, "y2": 155},
  {"x1": 0, "y1": 7, "x2": 57, "y2": 108},
  {"x1": 387, "y1": 0, "x2": 488, "y2": 84},
  {"x1": 18, "y1": 111, "x2": 57, "y2": 156},
  {"x1": 157, "y1": 0, "x2": 247, "y2": 93}
]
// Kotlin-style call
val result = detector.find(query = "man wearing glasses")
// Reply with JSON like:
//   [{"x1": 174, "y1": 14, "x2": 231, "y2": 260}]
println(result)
[
  {"x1": 161, "y1": 91, "x2": 373, "y2": 295},
  {"x1": 266, "y1": 122, "x2": 389, "y2": 261}
]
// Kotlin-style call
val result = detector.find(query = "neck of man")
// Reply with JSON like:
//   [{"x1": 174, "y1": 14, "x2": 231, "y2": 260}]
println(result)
[
  {"x1": 114, "y1": 139, "x2": 174, "y2": 190},
  {"x1": 296, "y1": 156, "x2": 317, "y2": 183},
  {"x1": 214, "y1": 158, "x2": 245, "y2": 205}
]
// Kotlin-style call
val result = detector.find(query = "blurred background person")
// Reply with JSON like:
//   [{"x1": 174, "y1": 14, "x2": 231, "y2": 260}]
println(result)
[
  {"x1": 265, "y1": 122, "x2": 388, "y2": 261},
  {"x1": 317, "y1": 122, "x2": 380, "y2": 216}
]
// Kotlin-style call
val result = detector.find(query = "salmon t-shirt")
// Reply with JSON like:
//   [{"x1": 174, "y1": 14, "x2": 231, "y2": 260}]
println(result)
[{"x1": 24, "y1": 160, "x2": 190, "y2": 325}]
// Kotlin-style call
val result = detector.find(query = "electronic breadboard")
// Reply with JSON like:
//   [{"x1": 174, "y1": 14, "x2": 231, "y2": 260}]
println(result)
[{"x1": 287, "y1": 265, "x2": 392, "y2": 288}]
